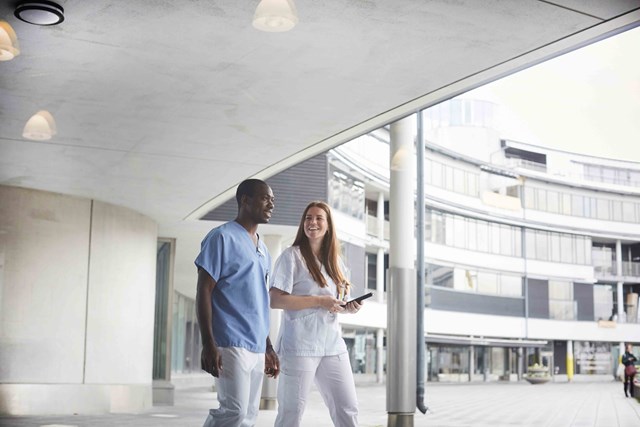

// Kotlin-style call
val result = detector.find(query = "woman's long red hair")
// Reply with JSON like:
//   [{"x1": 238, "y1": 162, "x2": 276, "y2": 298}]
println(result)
[{"x1": 293, "y1": 201, "x2": 349, "y2": 293}]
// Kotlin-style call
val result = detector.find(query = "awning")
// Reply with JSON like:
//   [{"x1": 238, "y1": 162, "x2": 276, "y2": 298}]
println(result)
[{"x1": 425, "y1": 333, "x2": 548, "y2": 348}]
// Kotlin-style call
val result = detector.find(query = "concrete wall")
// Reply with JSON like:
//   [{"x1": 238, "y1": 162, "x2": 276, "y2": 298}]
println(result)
[{"x1": 0, "y1": 186, "x2": 158, "y2": 415}]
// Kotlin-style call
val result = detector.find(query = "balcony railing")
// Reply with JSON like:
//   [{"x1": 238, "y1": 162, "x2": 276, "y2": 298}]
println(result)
[
  {"x1": 366, "y1": 214, "x2": 390, "y2": 240},
  {"x1": 621, "y1": 261, "x2": 640, "y2": 277},
  {"x1": 594, "y1": 262, "x2": 640, "y2": 278}
]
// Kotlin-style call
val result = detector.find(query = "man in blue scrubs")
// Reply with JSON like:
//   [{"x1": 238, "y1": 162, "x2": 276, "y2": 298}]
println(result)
[{"x1": 195, "y1": 179, "x2": 279, "y2": 427}]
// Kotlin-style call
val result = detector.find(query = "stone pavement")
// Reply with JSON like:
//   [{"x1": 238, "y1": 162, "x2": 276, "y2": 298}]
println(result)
[{"x1": 2, "y1": 380, "x2": 639, "y2": 427}]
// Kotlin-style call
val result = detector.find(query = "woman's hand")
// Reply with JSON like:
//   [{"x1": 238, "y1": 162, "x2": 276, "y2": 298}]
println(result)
[
  {"x1": 264, "y1": 345, "x2": 280, "y2": 378},
  {"x1": 317, "y1": 295, "x2": 346, "y2": 314},
  {"x1": 344, "y1": 299, "x2": 362, "y2": 314}
]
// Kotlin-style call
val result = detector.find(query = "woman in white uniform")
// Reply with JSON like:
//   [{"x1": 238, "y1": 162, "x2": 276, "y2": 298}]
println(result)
[{"x1": 269, "y1": 201, "x2": 362, "y2": 427}]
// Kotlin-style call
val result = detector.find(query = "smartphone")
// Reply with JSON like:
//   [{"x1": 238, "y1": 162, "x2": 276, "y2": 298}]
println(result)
[{"x1": 345, "y1": 292, "x2": 373, "y2": 304}]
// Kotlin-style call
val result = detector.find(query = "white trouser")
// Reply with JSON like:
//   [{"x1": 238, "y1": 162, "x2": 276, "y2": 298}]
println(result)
[
  {"x1": 275, "y1": 353, "x2": 359, "y2": 427},
  {"x1": 203, "y1": 347, "x2": 265, "y2": 427}
]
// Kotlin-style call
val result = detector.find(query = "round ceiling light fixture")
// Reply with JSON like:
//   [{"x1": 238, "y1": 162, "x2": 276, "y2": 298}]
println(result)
[{"x1": 14, "y1": 1, "x2": 65, "y2": 26}]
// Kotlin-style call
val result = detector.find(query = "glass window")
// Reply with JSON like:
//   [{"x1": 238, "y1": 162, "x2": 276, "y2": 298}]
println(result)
[
  {"x1": 547, "y1": 190, "x2": 559, "y2": 213},
  {"x1": 367, "y1": 254, "x2": 377, "y2": 290},
  {"x1": 561, "y1": 193, "x2": 572, "y2": 215},
  {"x1": 612, "y1": 201, "x2": 623, "y2": 222},
  {"x1": 454, "y1": 216, "x2": 466, "y2": 248},
  {"x1": 514, "y1": 229, "x2": 522, "y2": 257},
  {"x1": 172, "y1": 292, "x2": 201, "y2": 373},
  {"x1": 431, "y1": 161, "x2": 443, "y2": 187},
  {"x1": 524, "y1": 187, "x2": 535, "y2": 209},
  {"x1": 500, "y1": 274, "x2": 523, "y2": 297},
  {"x1": 549, "y1": 232, "x2": 561, "y2": 262},
  {"x1": 593, "y1": 284, "x2": 614, "y2": 321},
  {"x1": 535, "y1": 231, "x2": 549, "y2": 261},
  {"x1": 467, "y1": 172, "x2": 478, "y2": 196},
  {"x1": 490, "y1": 223, "x2": 501, "y2": 254},
  {"x1": 453, "y1": 168, "x2": 466, "y2": 193},
  {"x1": 572, "y1": 195, "x2": 584, "y2": 217},
  {"x1": 549, "y1": 280, "x2": 572, "y2": 300},
  {"x1": 477, "y1": 271, "x2": 498, "y2": 294},
  {"x1": 467, "y1": 218, "x2": 477, "y2": 251},
  {"x1": 536, "y1": 188, "x2": 547, "y2": 211},
  {"x1": 560, "y1": 235, "x2": 573, "y2": 263},
  {"x1": 575, "y1": 342, "x2": 611, "y2": 375},
  {"x1": 584, "y1": 164, "x2": 600, "y2": 181},
  {"x1": 499, "y1": 225, "x2": 513, "y2": 256},
  {"x1": 432, "y1": 211, "x2": 445, "y2": 244},
  {"x1": 549, "y1": 280, "x2": 575, "y2": 321},
  {"x1": 442, "y1": 166, "x2": 452, "y2": 191},
  {"x1": 575, "y1": 236, "x2": 586, "y2": 265},
  {"x1": 445, "y1": 214, "x2": 455, "y2": 246},
  {"x1": 451, "y1": 99, "x2": 463, "y2": 125},
  {"x1": 596, "y1": 199, "x2": 610, "y2": 220},
  {"x1": 525, "y1": 229, "x2": 536, "y2": 260},
  {"x1": 602, "y1": 167, "x2": 616, "y2": 184},
  {"x1": 428, "y1": 264, "x2": 454, "y2": 288},
  {"x1": 327, "y1": 165, "x2": 365, "y2": 221},
  {"x1": 585, "y1": 197, "x2": 597, "y2": 218},
  {"x1": 622, "y1": 202, "x2": 636, "y2": 223},
  {"x1": 477, "y1": 220, "x2": 489, "y2": 252}
]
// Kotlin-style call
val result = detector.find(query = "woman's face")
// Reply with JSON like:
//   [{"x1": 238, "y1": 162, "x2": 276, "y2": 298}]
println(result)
[{"x1": 304, "y1": 206, "x2": 328, "y2": 243}]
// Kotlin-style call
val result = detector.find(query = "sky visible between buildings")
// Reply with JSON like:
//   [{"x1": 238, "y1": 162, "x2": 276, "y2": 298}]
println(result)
[{"x1": 463, "y1": 26, "x2": 640, "y2": 163}]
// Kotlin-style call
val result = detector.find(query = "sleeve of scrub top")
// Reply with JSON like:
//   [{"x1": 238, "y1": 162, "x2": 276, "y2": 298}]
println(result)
[
  {"x1": 195, "y1": 231, "x2": 224, "y2": 283},
  {"x1": 271, "y1": 248, "x2": 296, "y2": 293}
]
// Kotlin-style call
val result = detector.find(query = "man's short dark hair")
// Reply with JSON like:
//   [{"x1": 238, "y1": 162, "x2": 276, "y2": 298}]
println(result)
[{"x1": 236, "y1": 179, "x2": 267, "y2": 207}]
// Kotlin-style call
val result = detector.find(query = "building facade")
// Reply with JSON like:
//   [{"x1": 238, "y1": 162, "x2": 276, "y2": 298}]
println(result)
[{"x1": 167, "y1": 97, "x2": 640, "y2": 389}]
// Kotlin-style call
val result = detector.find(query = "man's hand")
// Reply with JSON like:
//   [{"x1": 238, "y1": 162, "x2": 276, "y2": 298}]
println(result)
[
  {"x1": 201, "y1": 342, "x2": 222, "y2": 377},
  {"x1": 264, "y1": 346, "x2": 280, "y2": 378}
]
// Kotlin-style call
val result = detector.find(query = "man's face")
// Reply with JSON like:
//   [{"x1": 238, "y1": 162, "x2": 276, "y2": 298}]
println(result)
[{"x1": 245, "y1": 184, "x2": 275, "y2": 224}]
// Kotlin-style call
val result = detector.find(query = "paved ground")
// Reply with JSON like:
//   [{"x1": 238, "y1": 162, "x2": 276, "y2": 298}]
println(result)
[{"x1": 1, "y1": 380, "x2": 639, "y2": 427}]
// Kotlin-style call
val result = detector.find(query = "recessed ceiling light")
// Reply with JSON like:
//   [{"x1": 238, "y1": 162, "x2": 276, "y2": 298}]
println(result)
[
  {"x1": 14, "y1": 1, "x2": 65, "y2": 26},
  {"x1": 0, "y1": 20, "x2": 20, "y2": 61},
  {"x1": 23, "y1": 110, "x2": 57, "y2": 141},
  {"x1": 253, "y1": 0, "x2": 298, "y2": 32}
]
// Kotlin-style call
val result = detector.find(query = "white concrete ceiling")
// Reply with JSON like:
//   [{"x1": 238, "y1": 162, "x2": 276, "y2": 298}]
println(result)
[{"x1": 1, "y1": 0, "x2": 639, "y2": 230}]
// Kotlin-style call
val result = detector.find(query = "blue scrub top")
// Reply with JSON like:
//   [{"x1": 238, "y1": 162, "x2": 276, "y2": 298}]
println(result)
[{"x1": 195, "y1": 221, "x2": 271, "y2": 353}]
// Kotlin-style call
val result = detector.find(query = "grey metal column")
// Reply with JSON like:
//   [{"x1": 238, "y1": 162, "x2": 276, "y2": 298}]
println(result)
[
  {"x1": 376, "y1": 192, "x2": 386, "y2": 384},
  {"x1": 415, "y1": 111, "x2": 427, "y2": 414},
  {"x1": 387, "y1": 116, "x2": 417, "y2": 427},
  {"x1": 616, "y1": 239, "x2": 625, "y2": 358},
  {"x1": 260, "y1": 234, "x2": 283, "y2": 410}
]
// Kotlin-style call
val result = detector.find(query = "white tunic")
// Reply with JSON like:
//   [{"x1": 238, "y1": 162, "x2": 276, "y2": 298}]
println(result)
[{"x1": 270, "y1": 246, "x2": 348, "y2": 357}]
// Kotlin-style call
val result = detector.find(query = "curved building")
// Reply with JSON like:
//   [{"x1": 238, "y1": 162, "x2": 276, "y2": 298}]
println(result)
[{"x1": 324, "y1": 96, "x2": 640, "y2": 383}]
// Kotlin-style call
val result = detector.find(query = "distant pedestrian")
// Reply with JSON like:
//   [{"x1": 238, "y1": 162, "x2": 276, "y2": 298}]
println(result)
[{"x1": 622, "y1": 343, "x2": 637, "y2": 398}]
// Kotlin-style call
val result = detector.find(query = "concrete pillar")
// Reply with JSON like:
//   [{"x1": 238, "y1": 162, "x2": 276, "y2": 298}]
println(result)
[
  {"x1": 376, "y1": 328, "x2": 385, "y2": 383},
  {"x1": 0, "y1": 186, "x2": 157, "y2": 415},
  {"x1": 517, "y1": 347, "x2": 523, "y2": 380},
  {"x1": 387, "y1": 116, "x2": 417, "y2": 427},
  {"x1": 260, "y1": 234, "x2": 283, "y2": 410}
]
